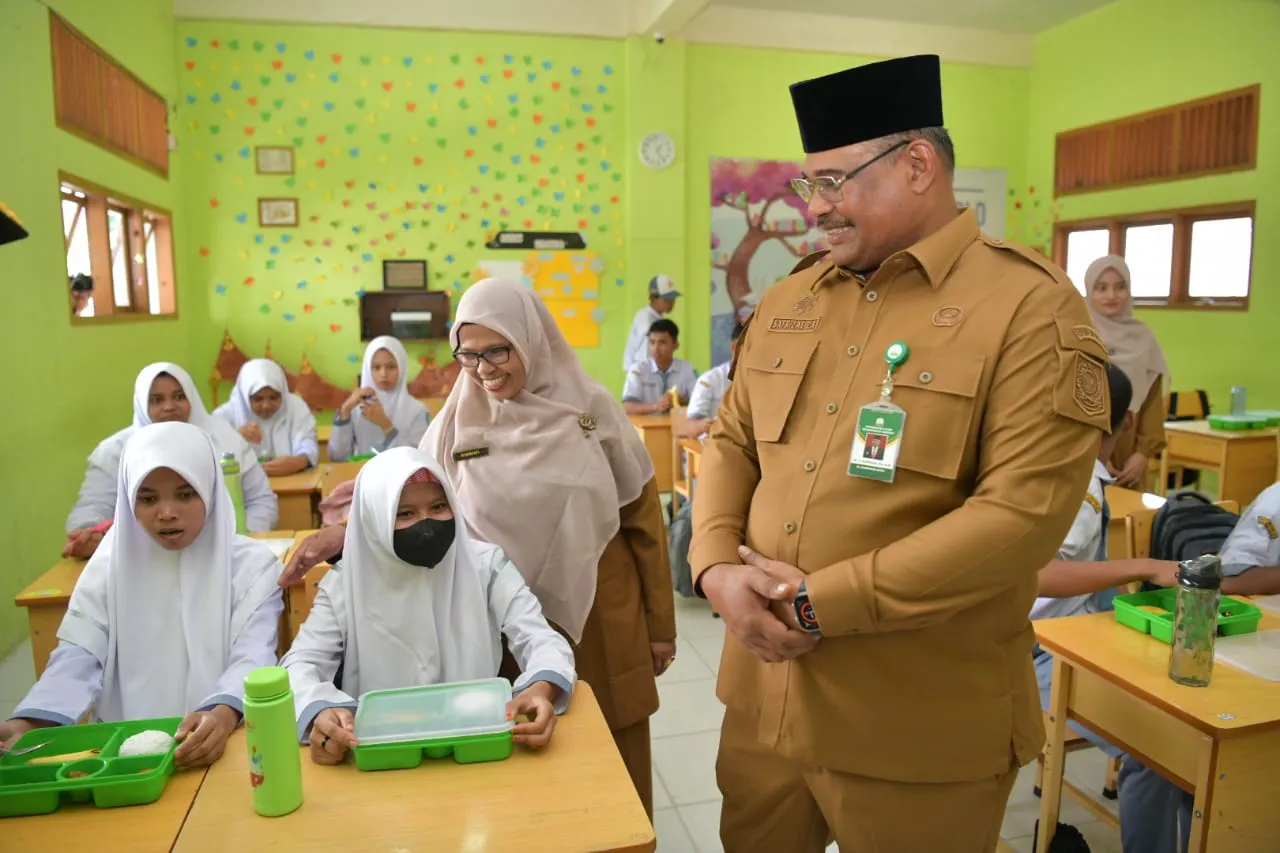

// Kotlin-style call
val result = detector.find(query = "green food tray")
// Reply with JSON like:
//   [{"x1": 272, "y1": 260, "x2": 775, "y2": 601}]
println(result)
[
  {"x1": 1207, "y1": 414, "x2": 1270, "y2": 430},
  {"x1": 0, "y1": 717, "x2": 182, "y2": 818},
  {"x1": 351, "y1": 730, "x2": 513, "y2": 771},
  {"x1": 348, "y1": 453, "x2": 376, "y2": 462},
  {"x1": 1113, "y1": 589, "x2": 1263, "y2": 644},
  {"x1": 1245, "y1": 410, "x2": 1280, "y2": 426}
]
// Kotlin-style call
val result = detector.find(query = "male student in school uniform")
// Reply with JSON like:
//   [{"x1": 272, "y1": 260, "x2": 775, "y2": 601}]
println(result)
[
  {"x1": 1033, "y1": 364, "x2": 1280, "y2": 853},
  {"x1": 622, "y1": 318, "x2": 698, "y2": 416},
  {"x1": 681, "y1": 321, "x2": 745, "y2": 439},
  {"x1": 622, "y1": 275, "x2": 680, "y2": 372}
]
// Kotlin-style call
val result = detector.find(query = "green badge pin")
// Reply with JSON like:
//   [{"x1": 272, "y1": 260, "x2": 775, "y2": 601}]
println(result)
[{"x1": 884, "y1": 341, "x2": 909, "y2": 369}]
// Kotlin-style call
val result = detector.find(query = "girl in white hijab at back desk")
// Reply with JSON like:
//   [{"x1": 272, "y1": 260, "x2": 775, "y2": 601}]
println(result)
[
  {"x1": 3, "y1": 422, "x2": 284, "y2": 768},
  {"x1": 65, "y1": 363, "x2": 279, "y2": 558},
  {"x1": 212, "y1": 358, "x2": 319, "y2": 476},
  {"x1": 280, "y1": 447, "x2": 574, "y2": 765},
  {"x1": 328, "y1": 336, "x2": 429, "y2": 461}
]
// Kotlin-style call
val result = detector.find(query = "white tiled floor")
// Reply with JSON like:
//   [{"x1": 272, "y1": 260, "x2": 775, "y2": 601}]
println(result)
[
  {"x1": 0, "y1": 605, "x2": 1123, "y2": 853},
  {"x1": 651, "y1": 598, "x2": 1123, "y2": 853}
]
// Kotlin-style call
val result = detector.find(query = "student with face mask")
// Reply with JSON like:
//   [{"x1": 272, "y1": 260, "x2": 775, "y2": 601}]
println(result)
[{"x1": 280, "y1": 448, "x2": 575, "y2": 765}]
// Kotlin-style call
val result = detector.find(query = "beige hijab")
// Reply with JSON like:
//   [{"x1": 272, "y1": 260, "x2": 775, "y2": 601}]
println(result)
[
  {"x1": 1084, "y1": 255, "x2": 1170, "y2": 413},
  {"x1": 423, "y1": 278, "x2": 653, "y2": 643}
]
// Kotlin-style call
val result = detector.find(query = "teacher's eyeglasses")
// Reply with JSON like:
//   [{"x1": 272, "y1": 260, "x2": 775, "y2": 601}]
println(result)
[
  {"x1": 453, "y1": 345, "x2": 513, "y2": 369},
  {"x1": 790, "y1": 140, "x2": 909, "y2": 204}
]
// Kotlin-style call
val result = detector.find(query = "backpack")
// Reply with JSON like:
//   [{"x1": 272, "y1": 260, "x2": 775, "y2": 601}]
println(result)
[
  {"x1": 669, "y1": 500, "x2": 695, "y2": 599},
  {"x1": 1150, "y1": 490, "x2": 1239, "y2": 563}
]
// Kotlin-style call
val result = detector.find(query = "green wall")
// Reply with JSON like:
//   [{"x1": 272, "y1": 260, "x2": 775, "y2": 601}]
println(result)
[
  {"x1": 682, "y1": 43, "x2": 1031, "y2": 370},
  {"x1": 176, "y1": 23, "x2": 629, "y2": 393},
  {"x1": 1029, "y1": 0, "x2": 1280, "y2": 409},
  {"x1": 0, "y1": 0, "x2": 205, "y2": 652}
]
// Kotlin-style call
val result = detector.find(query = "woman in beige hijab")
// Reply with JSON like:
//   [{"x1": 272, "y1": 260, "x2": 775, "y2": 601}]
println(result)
[
  {"x1": 427, "y1": 278, "x2": 676, "y2": 815},
  {"x1": 1084, "y1": 255, "x2": 1171, "y2": 489}
]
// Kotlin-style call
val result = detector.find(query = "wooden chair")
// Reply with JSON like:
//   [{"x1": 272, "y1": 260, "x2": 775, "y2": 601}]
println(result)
[
  {"x1": 1161, "y1": 390, "x2": 1211, "y2": 490},
  {"x1": 1033, "y1": 715, "x2": 1118, "y2": 828},
  {"x1": 670, "y1": 407, "x2": 690, "y2": 513}
]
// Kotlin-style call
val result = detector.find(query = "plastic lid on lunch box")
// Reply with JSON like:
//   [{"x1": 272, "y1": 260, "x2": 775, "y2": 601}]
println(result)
[{"x1": 353, "y1": 677, "x2": 513, "y2": 746}]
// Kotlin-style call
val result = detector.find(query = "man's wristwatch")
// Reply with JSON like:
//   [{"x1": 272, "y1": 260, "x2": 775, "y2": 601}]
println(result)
[{"x1": 792, "y1": 581, "x2": 821, "y2": 634}]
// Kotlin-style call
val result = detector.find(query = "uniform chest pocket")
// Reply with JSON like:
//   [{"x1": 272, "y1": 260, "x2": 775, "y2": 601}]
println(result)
[
  {"x1": 741, "y1": 337, "x2": 819, "y2": 443},
  {"x1": 891, "y1": 352, "x2": 986, "y2": 480}
]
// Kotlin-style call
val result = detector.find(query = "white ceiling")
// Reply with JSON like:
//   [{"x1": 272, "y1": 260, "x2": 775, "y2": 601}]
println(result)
[{"x1": 715, "y1": 0, "x2": 1118, "y2": 35}]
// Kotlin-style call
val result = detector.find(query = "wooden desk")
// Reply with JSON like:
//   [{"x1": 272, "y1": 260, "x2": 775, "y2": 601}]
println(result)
[
  {"x1": 172, "y1": 682, "x2": 655, "y2": 853},
  {"x1": 15, "y1": 532, "x2": 296, "y2": 677},
  {"x1": 1103, "y1": 486, "x2": 1166, "y2": 559},
  {"x1": 674, "y1": 438, "x2": 703, "y2": 510},
  {"x1": 282, "y1": 530, "x2": 332, "y2": 647},
  {"x1": 318, "y1": 461, "x2": 365, "y2": 498},
  {"x1": 268, "y1": 468, "x2": 322, "y2": 530},
  {"x1": 629, "y1": 414, "x2": 674, "y2": 492},
  {"x1": 1159, "y1": 421, "x2": 1277, "y2": 508},
  {"x1": 316, "y1": 422, "x2": 331, "y2": 462},
  {"x1": 1035, "y1": 611, "x2": 1280, "y2": 853},
  {"x1": 3, "y1": 766, "x2": 207, "y2": 851}
]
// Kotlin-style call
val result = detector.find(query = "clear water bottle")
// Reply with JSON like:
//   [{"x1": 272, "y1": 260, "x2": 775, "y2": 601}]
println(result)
[
  {"x1": 1230, "y1": 386, "x2": 1247, "y2": 415},
  {"x1": 220, "y1": 452, "x2": 248, "y2": 534},
  {"x1": 243, "y1": 666, "x2": 303, "y2": 816},
  {"x1": 1168, "y1": 554, "x2": 1222, "y2": 687}
]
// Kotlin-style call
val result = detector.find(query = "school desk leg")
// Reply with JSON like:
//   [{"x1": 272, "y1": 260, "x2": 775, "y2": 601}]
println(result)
[
  {"x1": 1159, "y1": 448, "x2": 1170, "y2": 496},
  {"x1": 27, "y1": 606, "x2": 64, "y2": 678},
  {"x1": 1201, "y1": 729, "x2": 1280, "y2": 853},
  {"x1": 1034, "y1": 656, "x2": 1074, "y2": 853}
]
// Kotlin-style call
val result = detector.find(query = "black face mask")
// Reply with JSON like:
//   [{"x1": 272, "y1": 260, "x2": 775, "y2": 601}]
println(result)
[{"x1": 392, "y1": 518, "x2": 456, "y2": 568}]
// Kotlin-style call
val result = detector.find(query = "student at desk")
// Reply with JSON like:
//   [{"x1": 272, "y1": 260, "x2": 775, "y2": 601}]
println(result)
[
  {"x1": 280, "y1": 448, "x2": 574, "y2": 764},
  {"x1": 621, "y1": 318, "x2": 698, "y2": 416},
  {"x1": 213, "y1": 359, "x2": 318, "y2": 476},
  {"x1": 329, "y1": 336, "x2": 429, "y2": 461},
  {"x1": 65, "y1": 363, "x2": 278, "y2": 557},
  {"x1": 681, "y1": 321, "x2": 744, "y2": 439},
  {"x1": 3, "y1": 423, "x2": 284, "y2": 768}
]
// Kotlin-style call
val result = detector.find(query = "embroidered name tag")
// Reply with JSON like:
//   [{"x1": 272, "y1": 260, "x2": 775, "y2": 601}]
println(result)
[
  {"x1": 768, "y1": 317, "x2": 820, "y2": 333},
  {"x1": 1083, "y1": 493, "x2": 1102, "y2": 513},
  {"x1": 452, "y1": 447, "x2": 490, "y2": 462}
]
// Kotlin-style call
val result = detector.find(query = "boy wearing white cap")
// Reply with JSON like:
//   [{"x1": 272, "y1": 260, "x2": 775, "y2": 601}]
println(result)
[{"x1": 622, "y1": 274, "x2": 680, "y2": 372}]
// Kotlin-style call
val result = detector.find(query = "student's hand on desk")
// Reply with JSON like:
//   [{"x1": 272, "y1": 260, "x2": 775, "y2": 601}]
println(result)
[
  {"x1": 507, "y1": 683, "x2": 557, "y2": 748},
  {"x1": 239, "y1": 423, "x2": 263, "y2": 445},
  {"x1": 62, "y1": 527, "x2": 105, "y2": 559},
  {"x1": 361, "y1": 398, "x2": 393, "y2": 432},
  {"x1": 174, "y1": 706, "x2": 239, "y2": 768},
  {"x1": 340, "y1": 387, "x2": 375, "y2": 420},
  {"x1": 701, "y1": 554, "x2": 819, "y2": 664},
  {"x1": 279, "y1": 524, "x2": 346, "y2": 587},
  {"x1": 0, "y1": 718, "x2": 36, "y2": 750},
  {"x1": 309, "y1": 708, "x2": 357, "y2": 765},
  {"x1": 1114, "y1": 452, "x2": 1148, "y2": 489},
  {"x1": 262, "y1": 456, "x2": 307, "y2": 477}
]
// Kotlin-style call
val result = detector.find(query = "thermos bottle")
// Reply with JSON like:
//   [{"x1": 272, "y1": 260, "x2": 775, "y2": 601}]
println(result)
[
  {"x1": 220, "y1": 452, "x2": 248, "y2": 534},
  {"x1": 1168, "y1": 554, "x2": 1222, "y2": 687},
  {"x1": 243, "y1": 666, "x2": 304, "y2": 817}
]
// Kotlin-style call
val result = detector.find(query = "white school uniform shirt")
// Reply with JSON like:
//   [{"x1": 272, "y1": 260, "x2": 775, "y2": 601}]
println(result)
[
  {"x1": 280, "y1": 447, "x2": 575, "y2": 741},
  {"x1": 1217, "y1": 482, "x2": 1280, "y2": 577},
  {"x1": 329, "y1": 336, "x2": 429, "y2": 460},
  {"x1": 15, "y1": 423, "x2": 282, "y2": 724},
  {"x1": 66, "y1": 363, "x2": 278, "y2": 534},
  {"x1": 1029, "y1": 460, "x2": 1113, "y2": 621},
  {"x1": 623, "y1": 305, "x2": 661, "y2": 372},
  {"x1": 622, "y1": 357, "x2": 699, "y2": 405},
  {"x1": 212, "y1": 359, "x2": 319, "y2": 465},
  {"x1": 687, "y1": 362, "x2": 732, "y2": 422}
]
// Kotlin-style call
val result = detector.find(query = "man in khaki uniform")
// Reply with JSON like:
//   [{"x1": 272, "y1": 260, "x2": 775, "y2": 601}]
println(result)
[{"x1": 690, "y1": 55, "x2": 1111, "y2": 852}]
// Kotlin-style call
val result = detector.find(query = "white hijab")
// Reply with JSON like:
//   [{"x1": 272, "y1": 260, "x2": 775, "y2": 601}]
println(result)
[
  {"x1": 58, "y1": 422, "x2": 279, "y2": 721},
  {"x1": 362, "y1": 336, "x2": 423, "y2": 430},
  {"x1": 316, "y1": 447, "x2": 501, "y2": 699},
  {"x1": 226, "y1": 359, "x2": 313, "y2": 460},
  {"x1": 424, "y1": 278, "x2": 653, "y2": 643}
]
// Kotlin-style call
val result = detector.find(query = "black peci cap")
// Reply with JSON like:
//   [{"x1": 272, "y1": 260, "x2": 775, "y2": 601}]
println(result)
[{"x1": 0, "y1": 202, "x2": 28, "y2": 247}]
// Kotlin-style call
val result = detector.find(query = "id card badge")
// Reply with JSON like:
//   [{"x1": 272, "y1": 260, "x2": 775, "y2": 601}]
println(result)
[{"x1": 848, "y1": 401, "x2": 906, "y2": 482}]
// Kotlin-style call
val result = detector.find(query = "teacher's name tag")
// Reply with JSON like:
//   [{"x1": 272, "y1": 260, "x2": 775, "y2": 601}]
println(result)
[{"x1": 848, "y1": 403, "x2": 905, "y2": 483}]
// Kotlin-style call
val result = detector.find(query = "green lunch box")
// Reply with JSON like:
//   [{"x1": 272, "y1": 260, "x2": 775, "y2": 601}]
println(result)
[
  {"x1": 1113, "y1": 588, "x2": 1263, "y2": 644},
  {"x1": 351, "y1": 678, "x2": 514, "y2": 772},
  {"x1": 1207, "y1": 414, "x2": 1270, "y2": 430},
  {"x1": 0, "y1": 717, "x2": 183, "y2": 818},
  {"x1": 1245, "y1": 410, "x2": 1280, "y2": 426}
]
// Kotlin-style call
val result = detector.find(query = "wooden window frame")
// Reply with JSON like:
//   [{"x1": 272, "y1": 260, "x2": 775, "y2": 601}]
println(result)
[
  {"x1": 49, "y1": 12, "x2": 169, "y2": 178},
  {"x1": 1052, "y1": 200, "x2": 1255, "y2": 311},
  {"x1": 60, "y1": 172, "x2": 180, "y2": 325}
]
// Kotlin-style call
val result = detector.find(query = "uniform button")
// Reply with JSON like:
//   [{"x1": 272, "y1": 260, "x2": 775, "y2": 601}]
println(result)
[
  {"x1": 919, "y1": 371, "x2": 934, "y2": 384},
  {"x1": 846, "y1": 345, "x2": 859, "y2": 357},
  {"x1": 825, "y1": 403, "x2": 838, "y2": 414},
  {"x1": 803, "y1": 460, "x2": 816, "y2": 472},
  {"x1": 772, "y1": 357, "x2": 782, "y2": 368},
  {"x1": 784, "y1": 522, "x2": 797, "y2": 534},
  {"x1": 866, "y1": 291, "x2": 878, "y2": 303}
]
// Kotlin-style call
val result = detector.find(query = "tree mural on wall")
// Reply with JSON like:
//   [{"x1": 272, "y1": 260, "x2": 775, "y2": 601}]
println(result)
[{"x1": 709, "y1": 159, "x2": 819, "y2": 316}]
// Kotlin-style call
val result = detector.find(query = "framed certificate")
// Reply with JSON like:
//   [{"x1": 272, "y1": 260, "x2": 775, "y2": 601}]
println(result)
[{"x1": 255, "y1": 146, "x2": 295, "y2": 175}]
